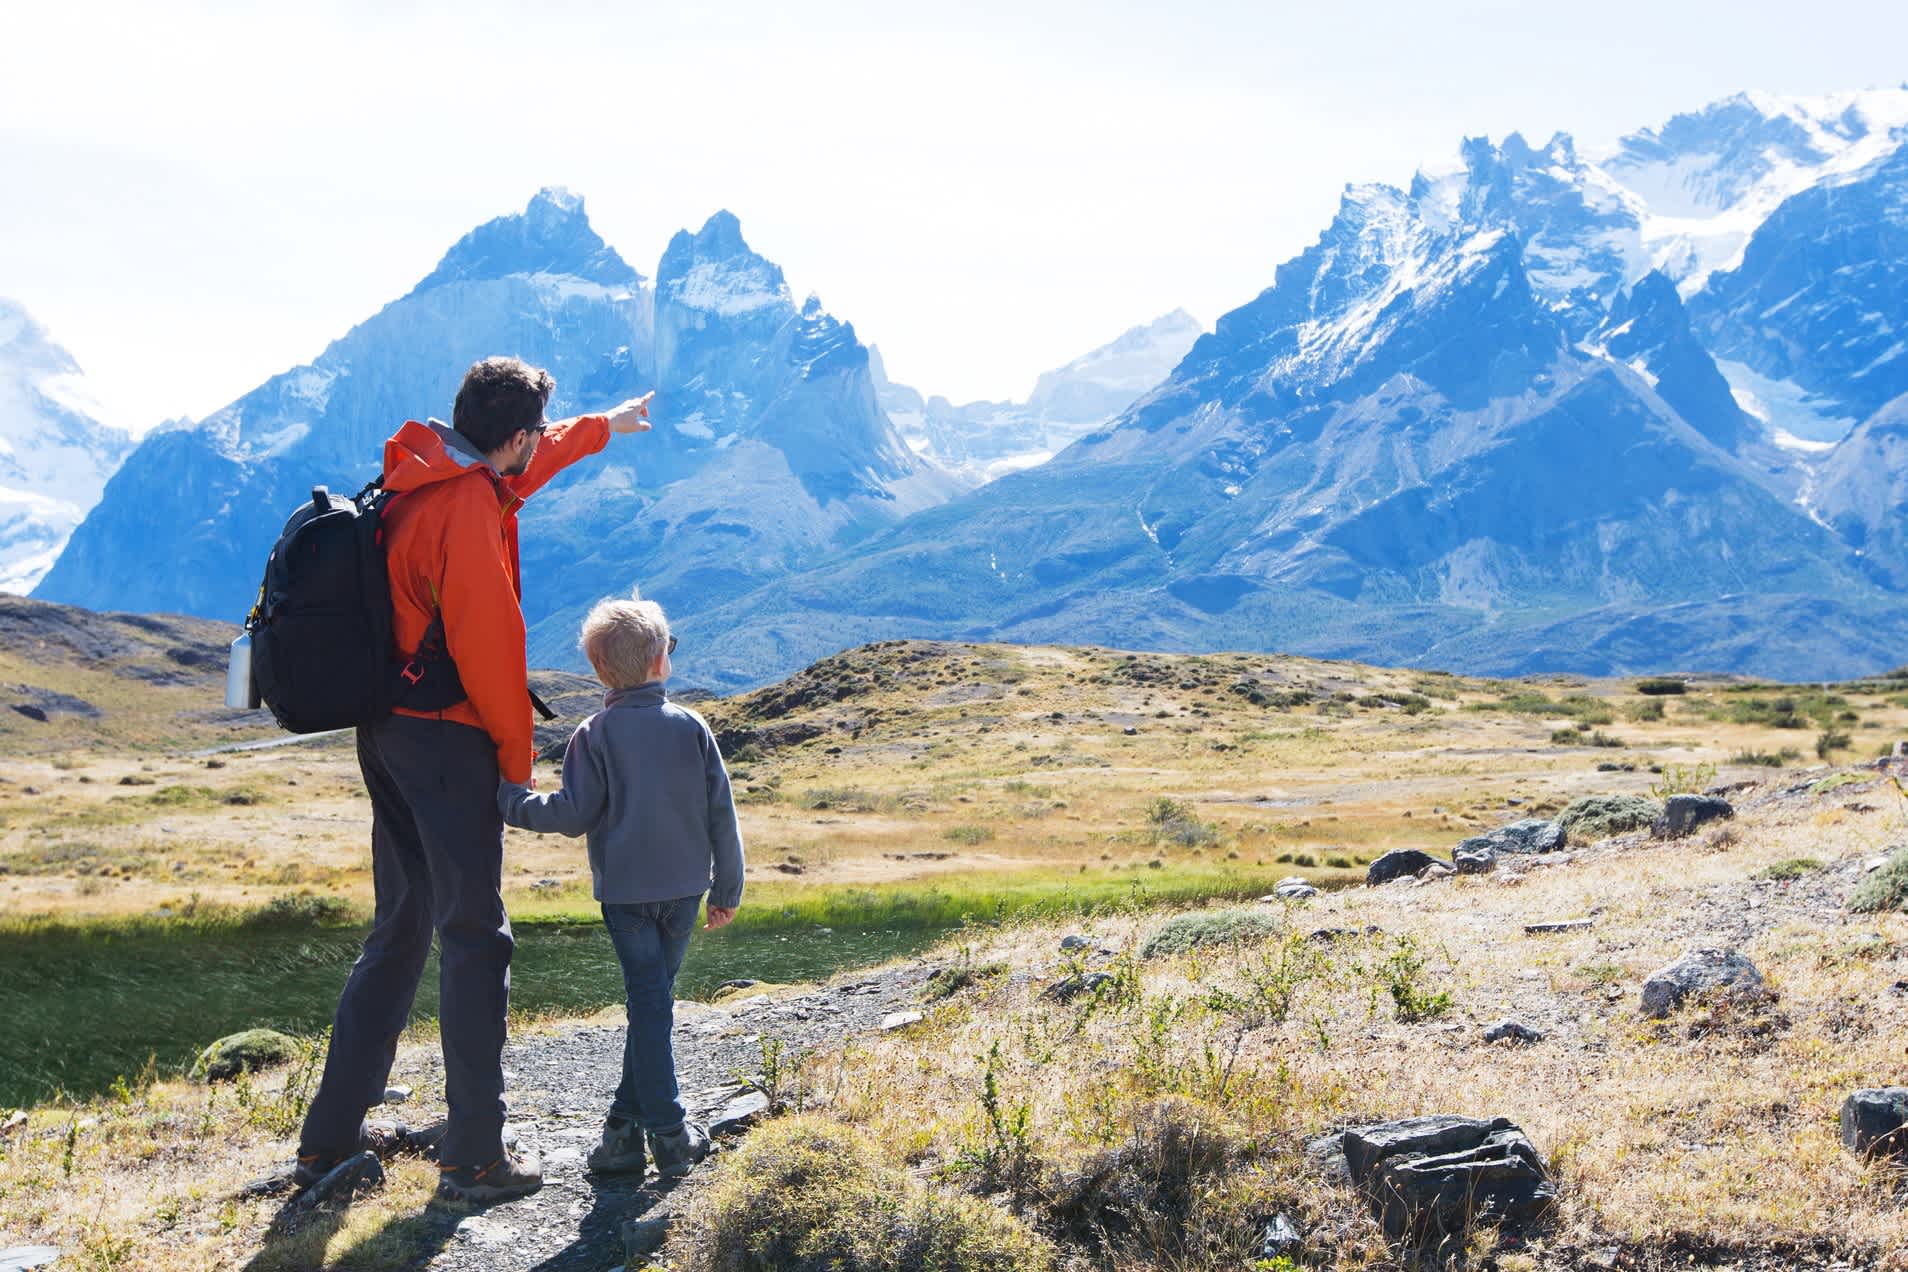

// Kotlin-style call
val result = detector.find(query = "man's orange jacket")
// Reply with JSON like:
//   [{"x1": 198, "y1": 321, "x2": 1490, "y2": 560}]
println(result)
[{"x1": 378, "y1": 414, "x2": 609, "y2": 784}]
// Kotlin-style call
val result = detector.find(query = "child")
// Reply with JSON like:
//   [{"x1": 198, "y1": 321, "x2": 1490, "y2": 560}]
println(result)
[{"x1": 498, "y1": 589, "x2": 745, "y2": 1178}]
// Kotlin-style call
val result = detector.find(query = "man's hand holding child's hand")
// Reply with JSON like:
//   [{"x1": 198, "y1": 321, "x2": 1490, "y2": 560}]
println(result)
[
  {"x1": 704, "y1": 906, "x2": 737, "y2": 931},
  {"x1": 607, "y1": 392, "x2": 654, "y2": 434}
]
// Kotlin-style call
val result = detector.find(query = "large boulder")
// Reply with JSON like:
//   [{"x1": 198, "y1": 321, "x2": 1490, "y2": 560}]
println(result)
[
  {"x1": 1639, "y1": 948, "x2": 1764, "y2": 1018},
  {"x1": 1335, "y1": 1115, "x2": 1555, "y2": 1240},
  {"x1": 190, "y1": 1028, "x2": 298, "y2": 1082},
  {"x1": 1456, "y1": 818, "x2": 1565, "y2": 857},
  {"x1": 1652, "y1": 794, "x2": 1734, "y2": 839},
  {"x1": 1842, "y1": 1088, "x2": 1908, "y2": 1159},
  {"x1": 1367, "y1": 849, "x2": 1445, "y2": 886}
]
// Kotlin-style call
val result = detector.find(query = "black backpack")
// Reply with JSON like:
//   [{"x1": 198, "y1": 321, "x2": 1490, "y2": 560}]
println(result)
[
  {"x1": 246, "y1": 480, "x2": 405, "y2": 733},
  {"x1": 244, "y1": 477, "x2": 549, "y2": 734}
]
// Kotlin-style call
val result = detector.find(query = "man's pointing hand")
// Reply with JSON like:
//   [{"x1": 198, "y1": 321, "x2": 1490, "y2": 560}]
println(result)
[{"x1": 607, "y1": 392, "x2": 655, "y2": 434}]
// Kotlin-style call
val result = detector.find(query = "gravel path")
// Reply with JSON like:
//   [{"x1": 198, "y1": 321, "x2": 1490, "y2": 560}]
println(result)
[{"x1": 396, "y1": 958, "x2": 943, "y2": 1271}]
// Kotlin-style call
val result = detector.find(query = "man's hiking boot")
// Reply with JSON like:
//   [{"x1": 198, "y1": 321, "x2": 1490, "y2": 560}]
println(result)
[
  {"x1": 437, "y1": 1149, "x2": 544, "y2": 1203},
  {"x1": 586, "y1": 1117, "x2": 646, "y2": 1174},
  {"x1": 648, "y1": 1121, "x2": 710, "y2": 1179},
  {"x1": 293, "y1": 1121, "x2": 411, "y2": 1189}
]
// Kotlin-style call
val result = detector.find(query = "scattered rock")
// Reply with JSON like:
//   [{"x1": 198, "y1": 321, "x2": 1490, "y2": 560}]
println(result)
[
  {"x1": 1058, "y1": 934, "x2": 1091, "y2": 952},
  {"x1": 1336, "y1": 1114, "x2": 1555, "y2": 1240},
  {"x1": 879, "y1": 1010, "x2": 923, "y2": 1031},
  {"x1": 1524, "y1": 918, "x2": 1593, "y2": 935},
  {"x1": 1640, "y1": 948, "x2": 1765, "y2": 1018},
  {"x1": 1122, "y1": 725, "x2": 1138, "y2": 735},
  {"x1": 1273, "y1": 876, "x2": 1319, "y2": 900},
  {"x1": 1456, "y1": 818, "x2": 1565, "y2": 857},
  {"x1": 190, "y1": 1028, "x2": 297, "y2": 1082},
  {"x1": 0, "y1": 1247, "x2": 62, "y2": 1271},
  {"x1": 380, "y1": 1085, "x2": 412, "y2": 1105},
  {"x1": 288, "y1": 1151, "x2": 384, "y2": 1214},
  {"x1": 1842, "y1": 1088, "x2": 1908, "y2": 1159},
  {"x1": 1652, "y1": 794, "x2": 1734, "y2": 840},
  {"x1": 10, "y1": 705, "x2": 47, "y2": 723},
  {"x1": 1483, "y1": 1020, "x2": 1545, "y2": 1045},
  {"x1": 1041, "y1": 971, "x2": 1114, "y2": 1003},
  {"x1": 0, "y1": 1111, "x2": 25, "y2": 1137},
  {"x1": 1368, "y1": 849, "x2": 1444, "y2": 885},
  {"x1": 1453, "y1": 846, "x2": 1496, "y2": 875},
  {"x1": 1261, "y1": 1212, "x2": 1302, "y2": 1258}
]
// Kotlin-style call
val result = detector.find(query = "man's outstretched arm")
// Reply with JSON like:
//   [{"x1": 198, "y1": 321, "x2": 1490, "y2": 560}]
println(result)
[{"x1": 509, "y1": 393, "x2": 653, "y2": 498}]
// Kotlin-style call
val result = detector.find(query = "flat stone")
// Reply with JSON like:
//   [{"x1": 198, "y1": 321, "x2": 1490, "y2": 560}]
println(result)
[
  {"x1": 1652, "y1": 794, "x2": 1734, "y2": 839},
  {"x1": 1457, "y1": 818, "x2": 1565, "y2": 857},
  {"x1": 1483, "y1": 1020, "x2": 1545, "y2": 1045},
  {"x1": 624, "y1": 1214, "x2": 671, "y2": 1262},
  {"x1": 1524, "y1": 918, "x2": 1593, "y2": 935},
  {"x1": 1368, "y1": 849, "x2": 1444, "y2": 886},
  {"x1": 1274, "y1": 876, "x2": 1319, "y2": 899},
  {"x1": 455, "y1": 1215, "x2": 519, "y2": 1246},
  {"x1": 543, "y1": 1147, "x2": 584, "y2": 1168},
  {"x1": 1341, "y1": 1115, "x2": 1555, "y2": 1240},
  {"x1": 0, "y1": 1248, "x2": 63, "y2": 1272},
  {"x1": 1841, "y1": 1088, "x2": 1908, "y2": 1158},
  {"x1": 1640, "y1": 948, "x2": 1765, "y2": 1018},
  {"x1": 1059, "y1": 934, "x2": 1091, "y2": 952},
  {"x1": 710, "y1": 1090, "x2": 772, "y2": 1136},
  {"x1": 380, "y1": 1085, "x2": 412, "y2": 1104},
  {"x1": 879, "y1": 1010, "x2": 923, "y2": 1031}
]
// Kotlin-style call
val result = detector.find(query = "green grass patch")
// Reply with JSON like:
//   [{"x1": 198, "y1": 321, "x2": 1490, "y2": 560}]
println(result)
[
  {"x1": 1139, "y1": 906, "x2": 1282, "y2": 958},
  {"x1": 1852, "y1": 852, "x2": 1908, "y2": 915},
  {"x1": 1755, "y1": 858, "x2": 1823, "y2": 881},
  {"x1": 942, "y1": 825, "x2": 995, "y2": 845}
]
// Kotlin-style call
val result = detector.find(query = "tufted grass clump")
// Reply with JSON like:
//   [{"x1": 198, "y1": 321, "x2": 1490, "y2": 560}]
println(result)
[
  {"x1": 1147, "y1": 797, "x2": 1218, "y2": 848},
  {"x1": 670, "y1": 1114, "x2": 1055, "y2": 1272},
  {"x1": 1558, "y1": 794, "x2": 1661, "y2": 841},
  {"x1": 1851, "y1": 850, "x2": 1908, "y2": 914},
  {"x1": 1139, "y1": 907, "x2": 1281, "y2": 959}
]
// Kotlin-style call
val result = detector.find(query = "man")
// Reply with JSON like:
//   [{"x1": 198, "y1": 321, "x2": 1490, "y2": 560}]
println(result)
[{"x1": 294, "y1": 356, "x2": 654, "y2": 1202}]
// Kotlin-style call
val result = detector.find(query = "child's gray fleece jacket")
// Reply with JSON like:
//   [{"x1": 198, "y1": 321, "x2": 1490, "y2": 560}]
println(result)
[{"x1": 496, "y1": 682, "x2": 745, "y2": 908}]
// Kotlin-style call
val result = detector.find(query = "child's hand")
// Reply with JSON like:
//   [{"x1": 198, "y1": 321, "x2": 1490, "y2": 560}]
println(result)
[{"x1": 704, "y1": 905, "x2": 737, "y2": 931}]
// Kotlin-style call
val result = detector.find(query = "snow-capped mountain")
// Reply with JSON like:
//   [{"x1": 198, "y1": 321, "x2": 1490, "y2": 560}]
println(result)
[
  {"x1": 0, "y1": 300, "x2": 130, "y2": 593},
  {"x1": 35, "y1": 191, "x2": 955, "y2": 670},
  {"x1": 671, "y1": 88, "x2": 1908, "y2": 689},
  {"x1": 877, "y1": 310, "x2": 1203, "y2": 483}
]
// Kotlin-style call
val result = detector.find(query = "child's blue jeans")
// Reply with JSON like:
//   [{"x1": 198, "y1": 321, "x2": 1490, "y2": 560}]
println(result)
[{"x1": 601, "y1": 894, "x2": 703, "y2": 1131}]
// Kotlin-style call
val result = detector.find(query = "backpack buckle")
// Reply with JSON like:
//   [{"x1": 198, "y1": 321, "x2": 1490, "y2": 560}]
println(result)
[{"x1": 400, "y1": 662, "x2": 424, "y2": 686}]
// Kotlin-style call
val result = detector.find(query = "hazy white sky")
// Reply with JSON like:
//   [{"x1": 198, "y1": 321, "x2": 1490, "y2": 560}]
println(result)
[{"x1": 3, "y1": 0, "x2": 1905, "y2": 435}]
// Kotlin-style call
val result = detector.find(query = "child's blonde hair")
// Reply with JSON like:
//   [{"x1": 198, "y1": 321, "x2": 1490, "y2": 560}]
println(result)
[{"x1": 579, "y1": 588, "x2": 670, "y2": 689}]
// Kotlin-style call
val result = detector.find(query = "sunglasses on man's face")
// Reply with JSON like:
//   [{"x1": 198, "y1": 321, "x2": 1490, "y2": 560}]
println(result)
[{"x1": 667, "y1": 635, "x2": 678, "y2": 655}]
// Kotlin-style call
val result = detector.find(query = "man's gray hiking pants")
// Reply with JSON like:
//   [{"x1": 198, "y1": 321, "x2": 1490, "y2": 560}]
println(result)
[{"x1": 300, "y1": 714, "x2": 513, "y2": 1169}]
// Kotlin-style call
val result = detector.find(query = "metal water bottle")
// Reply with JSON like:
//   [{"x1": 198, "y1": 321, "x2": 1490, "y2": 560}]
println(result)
[{"x1": 225, "y1": 632, "x2": 261, "y2": 709}]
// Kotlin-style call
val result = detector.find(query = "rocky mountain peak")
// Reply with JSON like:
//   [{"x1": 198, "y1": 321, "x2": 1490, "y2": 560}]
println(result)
[
  {"x1": 406, "y1": 187, "x2": 642, "y2": 297},
  {"x1": 657, "y1": 212, "x2": 790, "y2": 317}
]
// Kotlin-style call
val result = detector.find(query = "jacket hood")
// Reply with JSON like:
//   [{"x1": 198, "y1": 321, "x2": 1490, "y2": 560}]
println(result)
[{"x1": 382, "y1": 418, "x2": 499, "y2": 493}]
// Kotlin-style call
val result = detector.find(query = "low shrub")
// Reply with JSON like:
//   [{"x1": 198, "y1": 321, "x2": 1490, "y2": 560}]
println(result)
[
  {"x1": 1558, "y1": 794, "x2": 1661, "y2": 841},
  {"x1": 673, "y1": 1114, "x2": 1054, "y2": 1272},
  {"x1": 1139, "y1": 907, "x2": 1282, "y2": 959},
  {"x1": 1147, "y1": 798, "x2": 1217, "y2": 849},
  {"x1": 1851, "y1": 851, "x2": 1908, "y2": 914},
  {"x1": 1634, "y1": 677, "x2": 1688, "y2": 695},
  {"x1": 942, "y1": 825, "x2": 995, "y2": 845},
  {"x1": 1755, "y1": 858, "x2": 1822, "y2": 881}
]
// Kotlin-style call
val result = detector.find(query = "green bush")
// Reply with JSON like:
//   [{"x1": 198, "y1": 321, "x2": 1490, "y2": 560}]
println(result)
[
  {"x1": 676, "y1": 1114, "x2": 1054, "y2": 1271},
  {"x1": 1146, "y1": 798, "x2": 1217, "y2": 848},
  {"x1": 1755, "y1": 858, "x2": 1823, "y2": 881},
  {"x1": 943, "y1": 825, "x2": 995, "y2": 845},
  {"x1": 1558, "y1": 794, "x2": 1661, "y2": 841},
  {"x1": 1139, "y1": 907, "x2": 1282, "y2": 959},
  {"x1": 189, "y1": 1028, "x2": 296, "y2": 1083},
  {"x1": 1852, "y1": 852, "x2": 1908, "y2": 914},
  {"x1": 1634, "y1": 677, "x2": 1687, "y2": 695},
  {"x1": 1817, "y1": 728, "x2": 1853, "y2": 759}
]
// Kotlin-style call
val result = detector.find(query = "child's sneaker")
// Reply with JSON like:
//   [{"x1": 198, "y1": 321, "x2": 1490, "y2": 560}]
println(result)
[
  {"x1": 586, "y1": 1116, "x2": 647, "y2": 1174},
  {"x1": 647, "y1": 1121, "x2": 710, "y2": 1179},
  {"x1": 436, "y1": 1149, "x2": 544, "y2": 1203}
]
